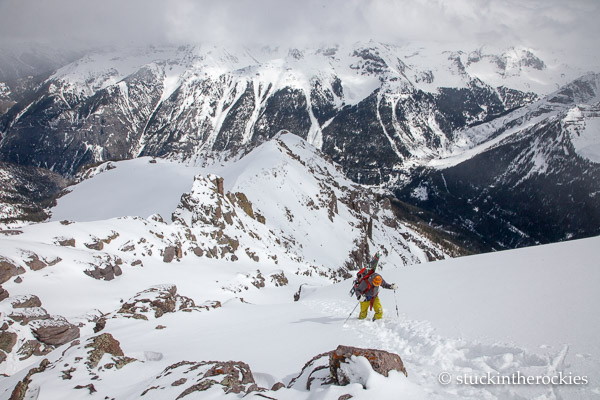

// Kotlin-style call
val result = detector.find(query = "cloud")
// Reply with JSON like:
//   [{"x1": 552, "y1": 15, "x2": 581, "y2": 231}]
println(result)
[{"x1": 0, "y1": 0, "x2": 598, "y2": 65}]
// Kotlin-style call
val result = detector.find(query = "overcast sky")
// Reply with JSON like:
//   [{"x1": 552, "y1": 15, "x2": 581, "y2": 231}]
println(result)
[{"x1": 0, "y1": 0, "x2": 598, "y2": 64}]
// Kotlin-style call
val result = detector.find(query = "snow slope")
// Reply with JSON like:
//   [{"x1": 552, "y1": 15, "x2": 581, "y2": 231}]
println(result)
[{"x1": 0, "y1": 226, "x2": 597, "y2": 399}]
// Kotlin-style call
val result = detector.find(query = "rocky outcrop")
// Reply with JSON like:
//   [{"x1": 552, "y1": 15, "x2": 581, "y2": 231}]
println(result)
[
  {"x1": 84, "y1": 256, "x2": 123, "y2": 281},
  {"x1": 288, "y1": 351, "x2": 333, "y2": 390},
  {"x1": 116, "y1": 285, "x2": 201, "y2": 320},
  {"x1": 141, "y1": 360, "x2": 264, "y2": 398},
  {"x1": 330, "y1": 345, "x2": 408, "y2": 385},
  {"x1": 289, "y1": 345, "x2": 408, "y2": 390},
  {"x1": 0, "y1": 331, "x2": 17, "y2": 353},
  {"x1": 85, "y1": 333, "x2": 135, "y2": 369},
  {"x1": 163, "y1": 244, "x2": 183, "y2": 263},
  {"x1": 0, "y1": 286, "x2": 8, "y2": 301},
  {"x1": 171, "y1": 174, "x2": 271, "y2": 263},
  {"x1": 9, "y1": 358, "x2": 50, "y2": 400},
  {"x1": 1, "y1": 294, "x2": 80, "y2": 365},
  {"x1": 9, "y1": 307, "x2": 50, "y2": 325},
  {"x1": 55, "y1": 237, "x2": 75, "y2": 247},
  {"x1": 30, "y1": 317, "x2": 80, "y2": 346},
  {"x1": 0, "y1": 258, "x2": 22, "y2": 284}
]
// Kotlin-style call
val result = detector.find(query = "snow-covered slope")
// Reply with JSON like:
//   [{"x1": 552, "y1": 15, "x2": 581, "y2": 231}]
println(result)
[{"x1": 0, "y1": 213, "x2": 597, "y2": 399}]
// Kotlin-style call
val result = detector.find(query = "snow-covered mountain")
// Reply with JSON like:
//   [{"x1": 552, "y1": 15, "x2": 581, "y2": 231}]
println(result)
[
  {"x1": 1, "y1": 42, "x2": 597, "y2": 250},
  {"x1": 0, "y1": 42, "x2": 575, "y2": 178},
  {"x1": 396, "y1": 73, "x2": 600, "y2": 248}
]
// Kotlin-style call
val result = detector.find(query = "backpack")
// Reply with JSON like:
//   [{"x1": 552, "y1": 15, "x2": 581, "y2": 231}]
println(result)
[
  {"x1": 348, "y1": 253, "x2": 380, "y2": 297},
  {"x1": 349, "y1": 268, "x2": 375, "y2": 297}
]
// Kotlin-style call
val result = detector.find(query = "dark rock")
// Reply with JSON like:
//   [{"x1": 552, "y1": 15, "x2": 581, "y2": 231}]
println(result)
[
  {"x1": 31, "y1": 317, "x2": 80, "y2": 346},
  {"x1": 288, "y1": 351, "x2": 333, "y2": 390},
  {"x1": 17, "y1": 339, "x2": 53, "y2": 360},
  {"x1": 214, "y1": 177, "x2": 224, "y2": 196},
  {"x1": 9, "y1": 358, "x2": 50, "y2": 400},
  {"x1": 0, "y1": 230, "x2": 23, "y2": 236},
  {"x1": 119, "y1": 242, "x2": 135, "y2": 252},
  {"x1": 101, "y1": 231, "x2": 120, "y2": 245},
  {"x1": 25, "y1": 255, "x2": 47, "y2": 271},
  {"x1": 245, "y1": 249, "x2": 259, "y2": 262},
  {"x1": 0, "y1": 286, "x2": 9, "y2": 301},
  {"x1": 270, "y1": 272, "x2": 288, "y2": 287},
  {"x1": 0, "y1": 259, "x2": 19, "y2": 284},
  {"x1": 163, "y1": 246, "x2": 176, "y2": 263},
  {"x1": 84, "y1": 239, "x2": 104, "y2": 251},
  {"x1": 57, "y1": 238, "x2": 75, "y2": 247},
  {"x1": 271, "y1": 382, "x2": 285, "y2": 391},
  {"x1": 11, "y1": 294, "x2": 42, "y2": 308},
  {"x1": 93, "y1": 318, "x2": 106, "y2": 333},
  {"x1": 13, "y1": 277, "x2": 22, "y2": 284},
  {"x1": 0, "y1": 331, "x2": 17, "y2": 353},
  {"x1": 61, "y1": 367, "x2": 76, "y2": 380},
  {"x1": 117, "y1": 284, "x2": 198, "y2": 319},
  {"x1": 74, "y1": 384, "x2": 96, "y2": 394},
  {"x1": 251, "y1": 270, "x2": 265, "y2": 288},
  {"x1": 9, "y1": 307, "x2": 49, "y2": 325},
  {"x1": 85, "y1": 333, "x2": 135, "y2": 369},
  {"x1": 84, "y1": 262, "x2": 122, "y2": 281},
  {"x1": 145, "y1": 360, "x2": 261, "y2": 398},
  {"x1": 293, "y1": 285, "x2": 304, "y2": 302},
  {"x1": 329, "y1": 345, "x2": 407, "y2": 386},
  {"x1": 46, "y1": 257, "x2": 62, "y2": 266},
  {"x1": 255, "y1": 212, "x2": 266, "y2": 224},
  {"x1": 290, "y1": 346, "x2": 407, "y2": 391}
]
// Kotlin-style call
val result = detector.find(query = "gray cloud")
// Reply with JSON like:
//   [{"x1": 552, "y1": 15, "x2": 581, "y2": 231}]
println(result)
[{"x1": 0, "y1": 0, "x2": 598, "y2": 65}]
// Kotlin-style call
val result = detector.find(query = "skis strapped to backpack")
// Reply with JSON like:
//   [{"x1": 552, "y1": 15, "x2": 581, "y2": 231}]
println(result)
[{"x1": 349, "y1": 252, "x2": 380, "y2": 297}]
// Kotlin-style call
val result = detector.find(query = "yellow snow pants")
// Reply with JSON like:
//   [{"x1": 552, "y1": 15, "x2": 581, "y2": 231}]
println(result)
[{"x1": 358, "y1": 297, "x2": 383, "y2": 320}]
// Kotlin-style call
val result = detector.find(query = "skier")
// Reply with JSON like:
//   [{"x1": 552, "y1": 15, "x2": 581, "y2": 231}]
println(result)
[{"x1": 355, "y1": 272, "x2": 397, "y2": 320}]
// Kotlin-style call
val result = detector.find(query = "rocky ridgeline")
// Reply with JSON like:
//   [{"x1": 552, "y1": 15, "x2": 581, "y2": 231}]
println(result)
[{"x1": 171, "y1": 173, "x2": 277, "y2": 263}]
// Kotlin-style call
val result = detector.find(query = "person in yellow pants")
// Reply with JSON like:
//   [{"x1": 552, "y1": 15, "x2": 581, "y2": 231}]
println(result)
[{"x1": 356, "y1": 273, "x2": 397, "y2": 320}]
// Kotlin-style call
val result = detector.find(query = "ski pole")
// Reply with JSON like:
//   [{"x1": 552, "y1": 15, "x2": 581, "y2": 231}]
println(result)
[
  {"x1": 394, "y1": 289, "x2": 399, "y2": 318},
  {"x1": 343, "y1": 301, "x2": 360, "y2": 324}
]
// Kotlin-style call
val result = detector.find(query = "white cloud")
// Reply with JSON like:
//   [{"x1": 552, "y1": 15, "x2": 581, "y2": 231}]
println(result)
[{"x1": 0, "y1": 0, "x2": 598, "y2": 65}]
